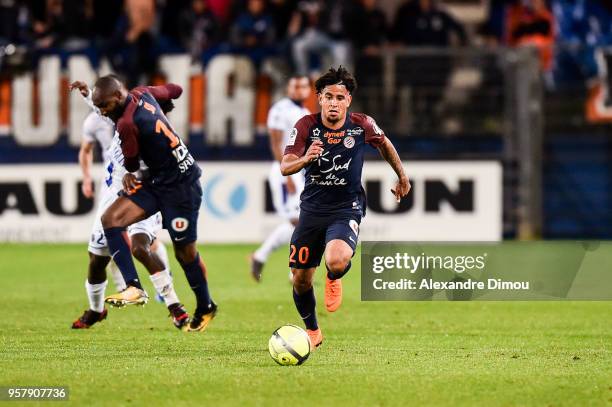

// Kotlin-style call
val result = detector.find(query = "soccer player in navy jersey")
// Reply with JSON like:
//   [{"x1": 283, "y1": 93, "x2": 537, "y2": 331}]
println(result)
[
  {"x1": 88, "y1": 75, "x2": 216, "y2": 332},
  {"x1": 281, "y1": 67, "x2": 411, "y2": 348}
]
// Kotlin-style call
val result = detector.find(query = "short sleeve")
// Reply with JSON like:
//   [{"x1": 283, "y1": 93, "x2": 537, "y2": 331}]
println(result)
[
  {"x1": 266, "y1": 103, "x2": 284, "y2": 130},
  {"x1": 283, "y1": 115, "x2": 312, "y2": 157},
  {"x1": 82, "y1": 113, "x2": 97, "y2": 144},
  {"x1": 363, "y1": 115, "x2": 386, "y2": 147}
]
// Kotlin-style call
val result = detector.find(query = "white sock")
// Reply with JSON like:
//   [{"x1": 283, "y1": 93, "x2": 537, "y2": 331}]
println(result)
[
  {"x1": 153, "y1": 241, "x2": 170, "y2": 271},
  {"x1": 108, "y1": 261, "x2": 127, "y2": 292},
  {"x1": 86, "y1": 280, "x2": 108, "y2": 313},
  {"x1": 149, "y1": 269, "x2": 179, "y2": 307},
  {"x1": 254, "y1": 222, "x2": 295, "y2": 263}
]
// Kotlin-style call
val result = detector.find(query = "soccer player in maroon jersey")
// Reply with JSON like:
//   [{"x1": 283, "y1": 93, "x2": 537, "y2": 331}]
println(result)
[
  {"x1": 88, "y1": 75, "x2": 216, "y2": 332},
  {"x1": 281, "y1": 67, "x2": 411, "y2": 348},
  {"x1": 69, "y1": 79, "x2": 189, "y2": 330}
]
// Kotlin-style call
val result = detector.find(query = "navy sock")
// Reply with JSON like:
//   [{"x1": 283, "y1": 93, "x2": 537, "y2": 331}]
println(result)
[
  {"x1": 293, "y1": 287, "x2": 318, "y2": 330},
  {"x1": 327, "y1": 261, "x2": 351, "y2": 281},
  {"x1": 103, "y1": 227, "x2": 143, "y2": 289},
  {"x1": 180, "y1": 254, "x2": 212, "y2": 313}
]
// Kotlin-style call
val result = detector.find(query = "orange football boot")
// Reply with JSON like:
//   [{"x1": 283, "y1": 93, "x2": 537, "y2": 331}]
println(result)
[
  {"x1": 306, "y1": 328, "x2": 323, "y2": 350},
  {"x1": 325, "y1": 276, "x2": 343, "y2": 312}
]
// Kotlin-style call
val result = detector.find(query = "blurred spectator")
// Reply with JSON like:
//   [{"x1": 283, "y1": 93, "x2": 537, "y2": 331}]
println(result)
[
  {"x1": 28, "y1": 0, "x2": 46, "y2": 23},
  {"x1": 268, "y1": 0, "x2": 297, "y2": 39},
  {"x1": 392, "y1": 0, "x2": 467, "y2": 47},
  {"x1": 0, "y1": 0, "x2": 31, "y2": 45},
  {"x1": 208, "y1": 0, "x2": 232, "y2": 23},
  {"x1": 479, "y1": 0, "x2": 516, "y2": 45},
  {"x1": 92, "y1": 0, "x2": 123, "y2": 39},
  {"x1": 553, "y1": 0, "x2": 612, "y2": 84},
  {"x1": 33, "y1": 0, "x2": 95, "y2": 50},
  {"x1": 178, "y1": 0, "x2": 220, "y2": 63},
  {"x1": 505, "y1": 0, "x2": 555, "y2": 71},
  {"x1": 124, "y1": 0, "x2": 154, "y2": 44},
  {"x1": 159, "y1": 0, "x2": 191, "y2": 51},
  {"x1": 32, "y1": 0, "x2": 61, "y2": 49},
  {"x1": 110, "y1": 0, "x2": 156, "y2": 87},
  {"x1": 391, "y1": 0, "x2": 466, "y2": 132},
  {"x1": 290, "y1": 0, "x2": 352, "y2": 76},
  {"x1": 345, "y1": 0, "x2": 388, "y2": 54},
  {"x1": 346, "y1": 0, "x2": 387, "y2": 92},
  {"x1": 230, "y1": 0, "x2": 276, "y2": 67}
]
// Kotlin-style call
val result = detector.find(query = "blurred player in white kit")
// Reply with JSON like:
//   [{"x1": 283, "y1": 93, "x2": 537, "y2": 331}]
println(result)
[
  {"x1": 250, "y1": 75, "x2": 311, "y2": 281},
  {"x1": 78, "y1": 109, "x2": 127, "y2": 294}
]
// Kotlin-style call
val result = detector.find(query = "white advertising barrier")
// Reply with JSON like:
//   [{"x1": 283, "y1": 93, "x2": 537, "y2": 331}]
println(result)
[
  {"x1": 360, "y1": 161, "x2": 502, "y2": 241},
  {"x1": 0, "y1": 161, "x2": 502, "y2": 243},
  {"x1": 0, "y1": 164, "x2": 104, "y2": 242}
]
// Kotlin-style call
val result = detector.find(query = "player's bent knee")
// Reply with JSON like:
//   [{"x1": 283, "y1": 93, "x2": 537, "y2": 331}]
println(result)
[
  {"x1": 101, "y1": 209, "x2": 122, "y2": 229},
  {"x1": 100, "y1": 211, "x2": 113, "y2": 228},
  {"x1": 293, "y1": 279, "x2": 312, "y2": 294},
  {"x1": 131, "y1": 244, "x2": 151, "y2": 263},
  {"x1": 325, "y1": 254, "x2": 351, "y2": 275}
]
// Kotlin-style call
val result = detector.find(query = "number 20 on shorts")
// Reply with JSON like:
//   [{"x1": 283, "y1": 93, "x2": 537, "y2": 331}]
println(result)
[{"x1": 290, "y1": 245, "x2": 309, "y2": 265}]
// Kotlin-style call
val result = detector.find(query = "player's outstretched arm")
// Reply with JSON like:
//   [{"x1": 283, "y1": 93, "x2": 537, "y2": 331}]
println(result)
[
  {"x1": 376, "y1": 137, "x2": 411, "y2": 202},
  {"x1": 78, "y1": 139, "x2": 95, "y2": 199},
  {"x1": 70, "y1": 81, "x2": 98, "y2": 113},
  {"x1": 280, "y1": 140, "x2": 323, "y2": 176},
  {"x1": 70, "y1": 80, "x2": 89, "y2": 98},
  {"x1": 141, "y1": 83, "x2": 183, "y2": 101}
]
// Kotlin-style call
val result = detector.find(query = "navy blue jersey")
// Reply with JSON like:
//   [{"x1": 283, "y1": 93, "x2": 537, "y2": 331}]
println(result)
[
  {"x1": 284, "y1": 112, "x2": 386, "y2": 215},
  {"x1": 117, "y1": 85, "x2": 200, "y2": 187}
]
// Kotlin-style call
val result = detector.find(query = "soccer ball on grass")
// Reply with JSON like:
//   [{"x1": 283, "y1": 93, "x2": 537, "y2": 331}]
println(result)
[{"x1": 268, "y1": 324, "x2": 311, "y2": 366}]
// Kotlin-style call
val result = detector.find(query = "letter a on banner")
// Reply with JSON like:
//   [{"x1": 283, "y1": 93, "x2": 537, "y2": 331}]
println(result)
[{"x1": 206, "y1": 55, "x2": 255, "y2": 146}]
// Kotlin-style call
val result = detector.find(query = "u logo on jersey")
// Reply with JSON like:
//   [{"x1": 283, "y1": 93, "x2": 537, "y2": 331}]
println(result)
[{"x1": 171, "y1": 217, "x2": 189, "y2": 232}]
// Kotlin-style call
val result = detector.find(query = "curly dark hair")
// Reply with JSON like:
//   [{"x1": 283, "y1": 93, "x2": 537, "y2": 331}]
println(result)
[{"x1": 314, "y1": 66, "x2": 357, "y2": 95}]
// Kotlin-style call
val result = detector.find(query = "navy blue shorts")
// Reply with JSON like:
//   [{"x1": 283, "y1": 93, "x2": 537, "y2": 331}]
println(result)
[
  {"x1": 126, "y1": 178, "x2": 202, "y2": 245},
  {"x1": 289, "y1": 210, "x2": 361, "y2": 269}
]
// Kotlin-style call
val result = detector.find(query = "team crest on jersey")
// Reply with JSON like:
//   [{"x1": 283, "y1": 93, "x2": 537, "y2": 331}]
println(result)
[
  {"x1": 343, "y1": 136, "x2": 355, "y2": 149},
  {"x1": 171, "y1": 217, "x2": 189, "y2": 232},
  {"x1": 287, "y1": 128, "x2": 298, "y2": 146}
]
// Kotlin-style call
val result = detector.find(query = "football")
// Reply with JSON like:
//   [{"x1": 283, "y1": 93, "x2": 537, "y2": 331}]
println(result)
[{"x1": 268, "y1": 324, "x2": 311, "y2": 366}]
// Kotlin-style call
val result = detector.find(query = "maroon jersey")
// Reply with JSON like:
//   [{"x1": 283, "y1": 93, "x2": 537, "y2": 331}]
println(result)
[
  {"x1": 284, "y1": 112, "x2": 386, "y2": 215},
  {"x1": 116, "y1": 84, "x2": 200, "y2": 186}
]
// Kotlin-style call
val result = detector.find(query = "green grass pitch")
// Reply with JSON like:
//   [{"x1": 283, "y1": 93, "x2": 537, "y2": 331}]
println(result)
[{"x1": 0, "y1": 244, "x2": 611, "y2": 406}]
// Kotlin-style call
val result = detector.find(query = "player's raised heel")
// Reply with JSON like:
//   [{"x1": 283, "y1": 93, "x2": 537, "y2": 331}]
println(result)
[
  {"x1": 324, "y1": 276, "x2": 343, "y2": 312},
  {"x1": 104, "y1": 286, "x2": 149, "y2": 307},
  {"x1": 71, "y1": 309, "x2": 108, "y2": 329},
  {"x1": 306, "y1": 328, "x2": 323, "y2": 350},
  {"x1": 168, "y1": 303, "x2": 190, "y2": 330},
  {"x1": 183, "y1": 302, "x2": 217, "y2": 332}
]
